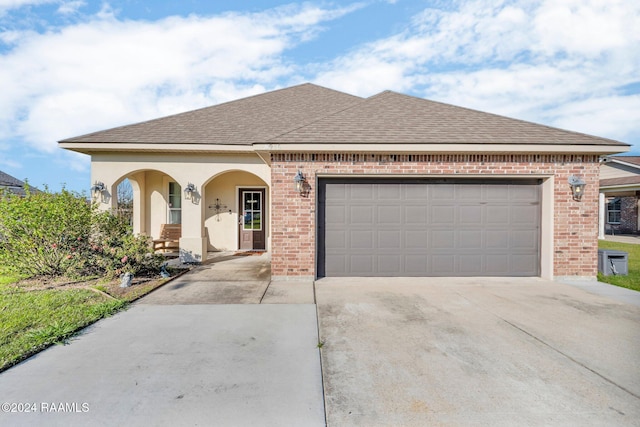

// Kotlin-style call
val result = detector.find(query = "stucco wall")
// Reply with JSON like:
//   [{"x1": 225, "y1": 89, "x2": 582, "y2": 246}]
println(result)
[
  {"x1": 204, "y1": 171, "x2": 269, "y2": 251},
  {"x1": 270, "y1": 153, "x2": 600, "y2": 280}
]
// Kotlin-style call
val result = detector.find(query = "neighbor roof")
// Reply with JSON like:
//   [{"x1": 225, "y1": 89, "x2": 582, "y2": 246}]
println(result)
[
  {"x1": 0, "y1": 171, "x2": 28, "y2": 196},
  {"x1": 605, "y1": 156, "x2": 640, "y2": 168},
  {"x1": 60, "y1": 83, "x2": 628, "y2": 150}
]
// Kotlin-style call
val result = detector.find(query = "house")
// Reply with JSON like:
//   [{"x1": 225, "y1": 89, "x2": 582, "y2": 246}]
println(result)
[
  {"x1": 599, "y1": 156, "x2": 640, "y2": 237},
  {"x1": 0, "y1": 171, "x2": 29, "y2": 196},
  {"x1": 59, "y1": 83, "x2": 628, "y2": 280}
]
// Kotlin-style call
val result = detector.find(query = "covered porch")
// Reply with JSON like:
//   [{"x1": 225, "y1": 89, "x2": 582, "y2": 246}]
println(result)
[{"x1": 89, "y1": 153, "x2": 271, "y2": 263}]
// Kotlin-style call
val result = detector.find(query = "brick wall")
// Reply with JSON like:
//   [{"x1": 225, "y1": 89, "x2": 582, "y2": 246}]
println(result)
[{"x1": 270, "y1": 153, "x2": 600, "y2": 279}]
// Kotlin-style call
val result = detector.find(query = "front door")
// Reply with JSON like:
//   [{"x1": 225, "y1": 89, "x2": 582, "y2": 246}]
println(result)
[{"x1": 239, "y1": 189, "x2": 266, "y2": 250}]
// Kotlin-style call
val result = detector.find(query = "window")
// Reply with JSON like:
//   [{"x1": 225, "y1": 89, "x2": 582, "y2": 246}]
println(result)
[
  {"x1": 168, "y1": 182, "x2": 182, "y2": 224},
  {"x1": 242, "y1": 191, "x2": 262, "y2": 231},
  {"x1": 607, "y1": 198, "x2": 621, "y2": 224}
]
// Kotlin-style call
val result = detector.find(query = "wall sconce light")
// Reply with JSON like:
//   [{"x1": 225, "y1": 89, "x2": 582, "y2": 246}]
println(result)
[
  {"x1": 293, "y1": 170, "x2": 306, "y2": 194},
  {"x1": 568, "y1": 175, "x2": 586, "y2": 201},
  {"x1": 184, "y1": 183, "x2": 196, "y2": 199},
  {"x1": 90, "y1": 181, "x2": 106, "y2": 197}
]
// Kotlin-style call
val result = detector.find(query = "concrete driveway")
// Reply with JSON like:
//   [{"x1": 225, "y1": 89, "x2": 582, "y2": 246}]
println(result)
[
  {"x1": 0, "y1": 253, "x2": 324, "y2": 427},
  {"x1": 315, "y1": 277, "x2": 640, "y2": 426},
  {"x1": 2, "y1": 254, "x2": 639, "y2": 427}
]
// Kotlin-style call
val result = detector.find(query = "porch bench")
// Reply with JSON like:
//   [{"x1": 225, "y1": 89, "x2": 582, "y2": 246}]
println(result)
[{"x1": 153, "y1": 224, "x2": 181, "y2": 254}]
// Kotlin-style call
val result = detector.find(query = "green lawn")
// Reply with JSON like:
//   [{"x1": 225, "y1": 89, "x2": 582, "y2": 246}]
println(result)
[
  {"x1": 598, "y1": 240, "x2": 640, "y2": 292},
  {"x1": 0, "y1": 280, "x2": 126, "y2": 371}
]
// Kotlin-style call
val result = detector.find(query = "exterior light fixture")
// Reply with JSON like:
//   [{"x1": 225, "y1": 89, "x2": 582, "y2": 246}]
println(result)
[
  {"x1": 568, "y1": 175, "x2": 586, "y2": 201},
  {"x1": 293, "y1": 170, "x2": 306, "y2": 194},
  {"x1": 184, "y1": 183, "x2": 196, "y2": 199},
  {"x1": 90, "y1": 181, "x2": 106, "y2": 197}
]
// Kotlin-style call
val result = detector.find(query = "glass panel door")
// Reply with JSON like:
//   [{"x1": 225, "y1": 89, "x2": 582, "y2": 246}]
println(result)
[{"x1": 243, "y1": 191, "x2": 262, "y2": 231}]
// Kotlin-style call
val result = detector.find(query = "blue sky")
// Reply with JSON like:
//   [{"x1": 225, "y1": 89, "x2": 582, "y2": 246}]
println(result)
[{"x1": 1, "y1": 0, "x2": 639, "y2": 193}]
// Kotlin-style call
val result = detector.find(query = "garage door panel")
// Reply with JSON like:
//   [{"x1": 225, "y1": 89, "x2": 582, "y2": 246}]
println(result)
[
  {"x1": 326, "y1": 230, "x2": 346, "y2": 250},
  {"x1": 457, "y1": 185, "x2": 481, "y2": 200},
  {"x1": 486, "y1": 255, "x2": 509, "y2": 274},
  {"x1": 405, "y1": 185, "x2": 429, "y2": 199},
  {"x1": 432, "y1": 185, "x2": 456, "y2": 200},
  {"x1": 378, "y1": 184, "x2": 401, "y2": 200},
  {"x1": 458, "y1": 230, "x2": 482, "y2": 249},
  {"x1": 350, "y1": 184, "x2": 374, "y2": 200},
  {"x1": 406, "y1": 230, "x2": 428, "y2": 249},
  {"x1": 486, "y1": 230, "x2": 509, "y2": 248},
  {"x1": 379, "y1": 255, "x2": 401, "y2": 274},
  {"x1": 350, "y1": 206, "x2": 373, "y2": 224},
  {"x1": 431, "y1": 206, "x2": 455, "y2": 224},
  {"x1": 459, "y1": 255, "x2": 483, "y2": 273},
  {"x1": 378, "y1": 205, "x2": 402, "y2": 224},
  {"x1": 485, "y1": 185, "x2": 509, "y2": 200},
  {"x1": 405, "y1": 255, "x2": 429, "y2": 274},
  {"x1": 431, "y1": 255, "x2": 456, "y2": 274},
  {"x1": 510, "y1": 185, "x2": 539, "y2": 200},
  {"x1": 325, "y1": 254, "x2": 347, "y2": 275},
  {"x1": 511, "y1": 254, "x2": 538, "y2": 275},
  {"x1": 431, "y1": 230, "x2": 455, "y2": 249},
  {"x1": 325, "y1": 183, "x2": 347, "y2": 200},
  {"x1": 378, "y1": 230, "x2": 401, "y2": 249},
  {"x1": 350, "y1": 255, "x2": 374, "y2": 274},
  {"x1": 510, "y1": 230, "x2": 539, "y2": 249},
  {"x1": 511, "y1": 206, "x2": 538, "y2": 223},
  {"x1": 459, "y1": 206, "x2": 483, "y2": 225},
  {"x1": 405, "y1": 206, "x2": 427, "y2": 225},
  {"x1": 350, "y1": 230, "x2": 374, "y2": 249},
  {"x1": 319, "y1": 179, "x2": 540, "y2": 277},
  {"x1": 486, "y1": 206, "x2": 508, "y2": 223},
  {"x1": 325, "y1": 206, "x2": 346, "y2": 223}
]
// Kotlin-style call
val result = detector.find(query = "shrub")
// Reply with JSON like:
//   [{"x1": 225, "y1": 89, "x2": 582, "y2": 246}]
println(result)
[{"x1": 0, "y1": 186, "x2": 162, "y2": 279}]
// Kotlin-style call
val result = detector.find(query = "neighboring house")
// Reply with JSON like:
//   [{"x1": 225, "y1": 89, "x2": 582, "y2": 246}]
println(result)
[
  {"x1": 0, "y1": 171, "x2": 29, "y2": 196},
  {"x1": 599, "y1": 156, "x2": 640, "y2": 237},
  {"x1": 59, "y1": 83, "x2": 628, "y2": 280}
]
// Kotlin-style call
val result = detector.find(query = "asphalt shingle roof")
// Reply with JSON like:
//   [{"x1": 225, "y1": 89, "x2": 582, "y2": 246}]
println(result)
[
  {"x1": 60, "y1": 83, "x2": 627, "y2": 148},
  {"x1": 60, "y1": 84, "x2": 362, "y2": 145},
  {"x1": 268, "y1": 91, "x2": 624, "y2": 145},
  {"x1": 608, "y1": 156, "x2": 640, "y2": 166},
  {"x1": 0, "y1": 171, "x2": 28, "y2": 196},
  {"x1": 600, "y1": 176, "x2": 640, "y2": 187}
]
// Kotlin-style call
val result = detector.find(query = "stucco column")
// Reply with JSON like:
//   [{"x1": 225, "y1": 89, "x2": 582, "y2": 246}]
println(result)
[
  {"x1": 130, "y1": 175, "x2": 146, "y2": 236},
  {"x1": 179, "y1": 184, "x2": 207, "y2": 263},
  {"x1": 598, "y1": 192, "x2": 605, "y2": 239}
]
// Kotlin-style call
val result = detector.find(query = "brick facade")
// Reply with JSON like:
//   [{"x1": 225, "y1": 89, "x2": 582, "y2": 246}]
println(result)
[{"x1": 271, "y1": 153, "x2": 600, "y2": 279}]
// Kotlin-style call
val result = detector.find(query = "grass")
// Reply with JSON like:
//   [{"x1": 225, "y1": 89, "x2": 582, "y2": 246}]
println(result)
[
  {"x1": 597, "y1": 240, "x2": 640, "y2": 292},
  {"x1": 0, "y1": 267, "x2": 182, "y2": 372}
]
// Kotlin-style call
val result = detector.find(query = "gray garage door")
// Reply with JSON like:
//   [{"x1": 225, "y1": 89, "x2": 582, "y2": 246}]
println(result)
[{"x1": 318, "y1": 178, "x2": 541, "y2": 277}]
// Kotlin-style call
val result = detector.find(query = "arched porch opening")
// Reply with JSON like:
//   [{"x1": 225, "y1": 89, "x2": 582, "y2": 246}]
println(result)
[{"x1": 203, "y1": 170, "x2": 270, "y2": 252}]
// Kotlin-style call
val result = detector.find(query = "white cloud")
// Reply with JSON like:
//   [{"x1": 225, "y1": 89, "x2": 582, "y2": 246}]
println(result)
[
  {"x1": 0, "y1": 3, "x2": 355, "y2": 152},
  {"x1": 0, "y1": 0, "x2": 54, "y2": 11},
  {"x1": 312, "y1": 0, "x2": 640, "y2": 146}
]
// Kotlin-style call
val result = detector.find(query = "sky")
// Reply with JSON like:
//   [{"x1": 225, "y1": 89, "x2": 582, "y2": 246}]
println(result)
[{"x1": 1, "y1": 0, "x2": 639, "y2": 194}]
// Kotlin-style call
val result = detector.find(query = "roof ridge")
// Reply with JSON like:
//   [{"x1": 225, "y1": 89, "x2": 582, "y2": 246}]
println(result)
[
  {"x1": 59, "y1": 83, "x2": 355, "y2": 143},
  {"x1": 263, "y1": 95, "x2": 366, "y2": 142}
]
